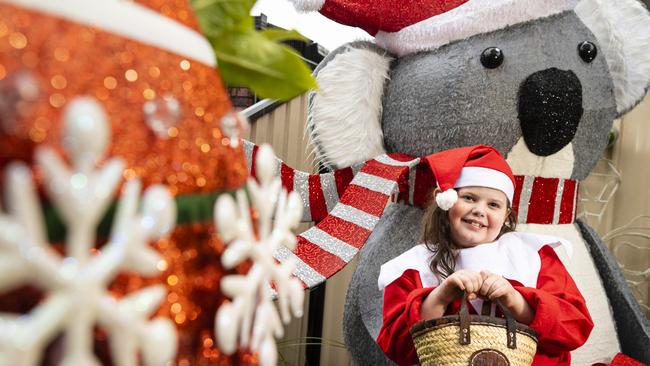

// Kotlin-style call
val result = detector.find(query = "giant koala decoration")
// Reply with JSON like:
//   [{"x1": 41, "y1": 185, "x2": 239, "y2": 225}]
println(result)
[{"x1": 277, "y1": 0, "x2": 650, "y2": 364}]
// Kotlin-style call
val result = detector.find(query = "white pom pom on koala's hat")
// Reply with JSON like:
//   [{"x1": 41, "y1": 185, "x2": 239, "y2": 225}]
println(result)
[{"x1": 424, "y1": 145, "x2": 515, "y2": 211}]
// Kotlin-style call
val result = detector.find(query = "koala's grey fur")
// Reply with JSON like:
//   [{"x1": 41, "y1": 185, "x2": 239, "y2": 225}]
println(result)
[
  {"x1": 381, "y1": 12, "x2": 616, "y2": 180},
  {"x1": 308, "y1": 10, "x2": 650, "y2": 366}
]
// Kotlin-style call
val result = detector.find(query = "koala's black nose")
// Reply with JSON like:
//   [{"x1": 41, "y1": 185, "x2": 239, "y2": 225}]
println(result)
[{"x1": 518, "y1": 68, "x2": 583, "y2": 156}]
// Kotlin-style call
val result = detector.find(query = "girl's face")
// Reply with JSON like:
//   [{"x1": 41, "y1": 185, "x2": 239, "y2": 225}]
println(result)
[{"x1": 445, "y1": 186, "x2": 509, "y2": 248}]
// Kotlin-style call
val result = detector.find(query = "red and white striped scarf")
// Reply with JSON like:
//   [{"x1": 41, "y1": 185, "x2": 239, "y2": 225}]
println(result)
[{"x1": 244, "y1": 141, "x2": 578, "y2": 288}]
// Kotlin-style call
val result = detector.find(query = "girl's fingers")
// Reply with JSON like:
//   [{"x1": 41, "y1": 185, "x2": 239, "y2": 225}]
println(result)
[
  {"x1": 489, "y1": 286, "x2": 508, "y2": 300},
  {"x1": 449, "y1": 270, "x2": 483, "y2": 298},
  {"x1": 463, "y1": 274, "x2": 479, "y2": 294},
  {"x1": 473, "y1": 273, "x2": 483, "y2": 294},
  {"x1": 449, "y1": 275, "x2": 466, "y2": 292},
  {"x1": 486, "y1": 277, "x2": 502, "y2": 297},
  {"x1": 479, "y1": 275, "x2": 496, "y2": 296},
  {"x1": 480, "y1": 270, "x2": 494, "y2": 281}
]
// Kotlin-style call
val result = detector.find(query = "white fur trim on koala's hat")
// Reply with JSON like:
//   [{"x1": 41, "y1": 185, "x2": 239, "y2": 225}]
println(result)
[
  {"x1": 436, "y1": 189, "x2": 458, "y2": 211},
  {"x1": 376, "y1": 0, "x2": 578, "y2": 56}
]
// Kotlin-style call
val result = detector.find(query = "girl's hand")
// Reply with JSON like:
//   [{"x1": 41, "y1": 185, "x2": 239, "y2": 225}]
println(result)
[
  {"x1": 421, "y1": 270, "x2": 482, "y2": 319},
  {"x1": 479, "y1": 270, "x2": 535, "y2": 324},
  {"x1": 478, "y1": 270, "x2": 516, "y2": 303},
  {"x1": 438, "y1": 269, "x2": 484, "y2": 303}
]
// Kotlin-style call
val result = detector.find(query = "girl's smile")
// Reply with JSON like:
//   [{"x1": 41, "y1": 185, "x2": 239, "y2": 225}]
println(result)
[{"x1": 461, "y1": 217, "x2": 487, "y2": 230}]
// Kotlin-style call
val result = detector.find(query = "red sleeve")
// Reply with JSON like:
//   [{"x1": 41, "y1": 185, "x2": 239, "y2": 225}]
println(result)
[
  {"x1": 514, "y1": 245, "x2": 594, "y2": 356},
  {"x1": 376, "y1": 269, "x2": 434, "y2": 366}
]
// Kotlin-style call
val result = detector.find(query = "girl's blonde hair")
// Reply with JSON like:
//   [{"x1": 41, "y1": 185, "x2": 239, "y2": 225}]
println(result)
[{"x1": 421, "y1": 191, "x2": 517, "y2": 280}]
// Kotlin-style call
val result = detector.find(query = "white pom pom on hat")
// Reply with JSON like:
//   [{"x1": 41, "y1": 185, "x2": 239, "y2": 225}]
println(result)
[
  {"x1": 435, "y1": 189, "x2": 459, "y2": 211},
  {"x1": 424, "y1": 145, "x2": 515, "y2": 211}
]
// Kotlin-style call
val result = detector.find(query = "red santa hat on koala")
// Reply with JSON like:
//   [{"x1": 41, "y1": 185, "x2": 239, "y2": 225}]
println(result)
[
  {"x1": 290, "y1": 0, "x2": 578, "y2": 56},
  {"x1": 424, "y1": 145, "x2": 515, "y2": 211}
]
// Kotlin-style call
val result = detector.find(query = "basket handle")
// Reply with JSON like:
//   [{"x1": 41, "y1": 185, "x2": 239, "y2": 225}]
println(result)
[{"x1": 458, "y1": 292, "x2": 518, "y2": 349}]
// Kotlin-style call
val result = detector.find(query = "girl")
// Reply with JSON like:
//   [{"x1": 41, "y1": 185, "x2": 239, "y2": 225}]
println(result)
[{"x1": 376, "y1": 145, "x2": 593, "y2": 366}]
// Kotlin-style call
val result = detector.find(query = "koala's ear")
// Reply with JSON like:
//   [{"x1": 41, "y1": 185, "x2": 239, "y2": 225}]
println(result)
[
  {"x1": 576, "y1": 0, "x2": 650, "y2": 115},
  {"x1": 308, "y1": 41, "x2": 393, "y2": 169}
]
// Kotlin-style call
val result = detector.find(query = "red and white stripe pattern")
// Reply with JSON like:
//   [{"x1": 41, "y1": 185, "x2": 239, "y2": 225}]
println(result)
[
  {"x1": 244, "y1": 140, "x2": 362, "y2": 222},
  {"x1": 512, "y1": 175, "x2": 579, "y2": 225},
  {"x1": 276, "y1": 155, "x2": 421, "y2": 287},
  {"x1": 243, "y1": 141, "x2": 579, "y2": 288}
]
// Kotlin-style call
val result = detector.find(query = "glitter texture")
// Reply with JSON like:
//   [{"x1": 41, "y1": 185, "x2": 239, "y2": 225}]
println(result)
[
  {"x1": 319, "y1": 172, "x2": 339, "y2": 212},
  {"x1": 319, "y1": 0, "x2": 468, "y2": 35},
  {"x1": 552, "y1": 178, "x2": 565, "y2": 224},
  {"x1": 518, "y1": 68, "x2": 583, "y2": 156},
  {"x1": 109, "y1": 223, "x2": 257, "y2": 365},
  {"x1": 135, "y1": 0, "x2": 202, "y2": 32},
  {"x1": 274, "y1": 246, "x2": 325, "y2": 287},
  {"x1": 330, "y1": 204, "x2": 379, "y2": 231},
  {"x1": 300, "y1": 227, "x2": 358, "y2": 262},
  {"x1": 0, "y1": 2, "x2": 253, "y2": 365},
  {"x1": 353, "y1": 172, "x2": 398, "y2": 196},
  {"x1": 0, "y1": 4, "x2": 247, "y2": 194}
]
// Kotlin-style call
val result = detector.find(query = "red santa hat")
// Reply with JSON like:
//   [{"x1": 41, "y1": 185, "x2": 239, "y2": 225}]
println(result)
[
  {"x1": 424, "y1": 145, "x2": 515, "y2": 211},
  {"x1": 290, "y1": 0, "x2": 578, "y2": 56}
]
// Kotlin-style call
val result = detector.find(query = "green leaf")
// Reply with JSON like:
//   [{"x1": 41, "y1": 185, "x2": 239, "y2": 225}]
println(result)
[
  {"x1": 211, "y1": 31, "x2": 318, "y2": 100},
  {"x1": 190, "y1": 0, "x2": 318, "y2": 100},
  {"x1": 191, "y1": 0, "x2": 255, "y2": 33},
  {"x1": 261, "y1": 28, "x2": 310, "y2": 43}
]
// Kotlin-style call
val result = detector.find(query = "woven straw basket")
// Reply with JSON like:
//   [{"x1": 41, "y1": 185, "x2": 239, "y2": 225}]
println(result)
[{"x1": 410, "y1": 294, "x2": 538, "y2": 366}]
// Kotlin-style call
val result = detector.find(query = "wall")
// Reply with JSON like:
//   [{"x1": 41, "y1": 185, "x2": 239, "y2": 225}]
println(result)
[{"x1": 243, "y1": 94, "x2": 316, "y2": 366}]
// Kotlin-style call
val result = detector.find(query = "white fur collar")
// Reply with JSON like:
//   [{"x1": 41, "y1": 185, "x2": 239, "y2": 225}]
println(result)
[
  {"x1": 378, "y1": 232, "x2": 572, "y2": 291},
  {"x1": 377, "y1": 232, "x2": 571, "y2": 312}
]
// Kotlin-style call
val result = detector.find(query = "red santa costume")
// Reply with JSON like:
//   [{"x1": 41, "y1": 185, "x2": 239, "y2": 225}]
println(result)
[
  {"x1": 376, "y1": 145, "x2": 593, "y2": 365},
  {"x1": 377, "y1": 232, "x2": 593, "y2": 366}
]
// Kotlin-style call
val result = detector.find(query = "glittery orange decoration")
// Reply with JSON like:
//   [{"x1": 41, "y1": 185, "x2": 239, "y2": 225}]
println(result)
[
  {"x1": 0, "y1": 3, "x2": 248, "y2": 195},
  {"x1": 135, "y1": 0, "x2": 202, "y2": 32},
  {"x1": 110, "y1": 223, "x2": 258, "y2": 366},
  {"x1": 0, "y1": 1, "x2": 258, "y2": 365}
]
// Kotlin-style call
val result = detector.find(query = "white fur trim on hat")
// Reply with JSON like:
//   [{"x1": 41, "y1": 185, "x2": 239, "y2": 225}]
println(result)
[
  {"x1": 308, "y1": 45, "x2": 391, "y2": 169},
  {"x1": 5, "y1": 0, "x2": 215, "y2": 67},
  {"x1": 288, "y1": 0, "x2": 326, "y2": 12},
  {"x1": 455, "y1": 167, "x2": 515, "y2": 203},
  {"x1": 375, "y1": 0, "x2": 578, "y2": 56},
  {"x1": 435, "y1": 189, "x2": 458, "y2": 211},
  {"x1": 575, "y1": 0, "x2": 650, "y2": 114}
]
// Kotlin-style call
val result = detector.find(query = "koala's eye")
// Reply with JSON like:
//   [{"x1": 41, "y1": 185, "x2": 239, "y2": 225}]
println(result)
[
  {"x1": 578, "y1": 41, "x2": 598, "y2": 63},
  {"x1": 480, "y1": 47, "x2": 504, "y2": 69}
]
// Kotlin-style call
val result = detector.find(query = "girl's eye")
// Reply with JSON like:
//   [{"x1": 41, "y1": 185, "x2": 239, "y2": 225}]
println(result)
[
  {"x1": 462, "y1": 195, "x2": 475, "y2": 201},
  {"x1": 489, "y1": 202, "x2": 501, "y2": 209}
]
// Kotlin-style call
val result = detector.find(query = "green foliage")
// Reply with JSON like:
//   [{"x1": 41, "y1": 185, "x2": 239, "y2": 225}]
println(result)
[{"x1": 191, "y1": 0, "x2": 318, "y2": 101}]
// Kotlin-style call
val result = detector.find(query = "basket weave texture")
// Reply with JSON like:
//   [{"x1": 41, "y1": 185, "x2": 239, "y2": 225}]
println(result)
[
  {"x1": 410, "y1": 294, "x2": 538, "y2": 366},
  {"x1": 411, "y1": 320, "x2": 538, "y2": 365}
]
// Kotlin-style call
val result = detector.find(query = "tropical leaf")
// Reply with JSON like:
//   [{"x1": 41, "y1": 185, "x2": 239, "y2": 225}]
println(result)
[
  {"x1": 261, "y1": 28, "x2": 309, "y2": 43},
  {"x1": 191, "y1": 0, "x2": 318, "y2": 101}
]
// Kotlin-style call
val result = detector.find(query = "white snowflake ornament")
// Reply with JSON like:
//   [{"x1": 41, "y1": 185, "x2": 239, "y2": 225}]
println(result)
[
  {"x1": 214, "y1": 144, "x2": 304, "y2": 366},
  {"x1": 0, "y1": 97, "x2": 178, "y2": 366}
]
